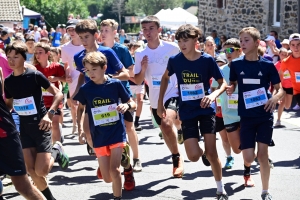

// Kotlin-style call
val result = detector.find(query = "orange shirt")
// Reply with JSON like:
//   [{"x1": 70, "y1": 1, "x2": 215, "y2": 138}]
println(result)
[
  {"x1": 281, "y1": 55, "x2": 300, "y2": 94},
  {"x1": 275, "y1": 61, "x2": 293, "y2": 88}
]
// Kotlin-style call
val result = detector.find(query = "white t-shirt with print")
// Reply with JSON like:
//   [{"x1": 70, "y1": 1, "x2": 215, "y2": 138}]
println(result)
[
  {"x1": 134, "y1": 40, "x2": 179, "y2": 109},
  {"x1": 61, "y1": 41, "x2": 85, "y2": 96}
]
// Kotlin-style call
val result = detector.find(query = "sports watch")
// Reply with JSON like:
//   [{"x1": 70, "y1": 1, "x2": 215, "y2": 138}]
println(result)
[{"x1": 48, "y1": 109, "x2": 56, "y2": 115}]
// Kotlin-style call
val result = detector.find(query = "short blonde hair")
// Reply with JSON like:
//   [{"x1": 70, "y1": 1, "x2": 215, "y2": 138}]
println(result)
[
  {"x1": 100, "y1": 19, "x2": 118, "y2": 31},
  {"x1": 83, "y1": 51, "x2": 107, "y2": 69},
  {"x1": 239, "y1": 27, "x2": 260, "y2": 41}
]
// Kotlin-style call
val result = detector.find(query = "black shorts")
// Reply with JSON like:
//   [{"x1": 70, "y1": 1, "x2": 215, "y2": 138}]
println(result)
[
  {"x1": 152, "y1": 97, "x2": 179, "y2": 126},
  {"x1": 46, "y1": 108, "x2": 61, "y2": 116},
  {"x1": 20, "y1": 122, "x2": 52, "y2": 153},
  {"x1": 215, "y1": 116, "x2": 225, "y2": 132},
  {"x1": 181, "y1": 115, "x2": 216, "y2": 141},
  {"x1": 283, "y1": 87, "x2": 293, "y2": 95},
  {"x1": 239, "y1": 116, "x2": 273, "y2": 150},
  {"x1": 224, "y1": 121, "x2": 240, "y2": 133},
  {"x1": 0, "y1": 134, "x2": 27, "y2": 176},
  {"x1": 124, "y1": 110, "x2": 134, "y2": 122},
  {"x1": 295, "y1": 94, "x2": 300, "y2": 105}
]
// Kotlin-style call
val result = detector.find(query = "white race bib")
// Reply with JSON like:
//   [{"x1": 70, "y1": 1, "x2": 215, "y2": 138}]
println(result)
[
  {"x1": 42, "y1": 87, "x2": 53, "y2": 96},
  {"x1": 243, "y1": 87, "x2": 268, "y2": 109},
  {"x1": 151, "y1": 75, "x2": 169, "y2": 89},
  {"x1": 13, "y1": 96, "x2": 37, "y2": 116},
  {"x1": 216, "y1": 97, "x2": 221, "y2": 106},
  {"x1": 295, "y1": 72, "x2": 300, "y2": 83},
  {"x1": 55, "y1": 40, "x2": 60, "y2": 45},
  {"x1": 180, "y1": 83, "x2": 204, "y2": 101},
  {"x1": 227, "y1": 94, "x2": 238, "y2": 109},
  {"x1": 283, "y1": 70, "x2": 291, "y2": 79},
  {"x1": 91, "y1": 103, "x2": 119, "y2": 126}
]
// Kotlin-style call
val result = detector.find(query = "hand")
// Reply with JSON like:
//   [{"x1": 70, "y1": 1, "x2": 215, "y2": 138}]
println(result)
[
  {"x1": 157, "y1": 103, "x2": 167, "y2": 119},
  {"x1": 269, "y1": 40, "x2": 276, "y2": 47},
  {"x1": 48, "y1": 76, "x2": 57, "y2": 82},
  {"x1": 226, "y1": 85, "x2": 234, "y2": 96},
  {"x1": 78, "y1": 131, "x2": 86, "y2": 145},
  {"x1": 39, "y1": 114, "x2": 52, "y2": 131},
  {"x1": 264, "y1": 97, "x2": 278, "y2": 113},
  {"x1": 117, "y1": 103, "x2": 128, "y2": 114},
  {"x1": 66, "y1": 76, "x2": 73, "y2": 83},
  {"x1": 141, "y1": 56, "x2": 148, "y2": 71},
  {"x1": 200, "y1": 94, "x2": 216, "y2": 108}
]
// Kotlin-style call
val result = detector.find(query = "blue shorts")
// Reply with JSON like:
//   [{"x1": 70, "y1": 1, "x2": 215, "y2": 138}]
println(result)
[{"x1": 240, "y1": 115, "x2": 274, "y2": 150}]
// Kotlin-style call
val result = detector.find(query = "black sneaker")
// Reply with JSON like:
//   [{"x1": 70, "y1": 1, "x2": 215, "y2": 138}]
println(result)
[
  {"x1": 87, "y1": 143, "x2": 95, "y2": 156},
  {"x1": 217, "y1": 193, "x2": 229, "y2": 200},
  {"x1": 261, "y1": 193, "x2": 272, "y2": 200},
  {"x1": 134, "y1": 124, "x2": 142, "y2": 131},
  {"x1": 201, "y1": 153, "x2": 210, "y2": 166}
]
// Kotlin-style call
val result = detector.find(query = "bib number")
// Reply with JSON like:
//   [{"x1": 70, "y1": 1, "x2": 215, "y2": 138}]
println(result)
[
  {"x1": 243, "y1": 87, "x2": 268, "y2": 109},
  {"x1": 13, "y1": 96, "x2": 37, "y2": 116},
  {"x1": 152, "y1": 75, "x2": 169, "y2": 89},
  {"x1": 91, "y1": 104, "x2": 119, "y2": 126},
  {"x1": 42, "y1": 87, "x2": 53, "y2": 96},
  {"x1": 283, "y1": 70, "x2": 291, "y2": 79},
  {"x1": 180, "y1": 83, "x2": 204, "y2": 101},
  {"x1": 227, "y1": 94, "x2": 238, "y2": 109},
  {"x1": 216, "y1": 97, "x2": 221, "y2": 106},
  {"x1": 54, "y1": 40, "x2": 60, "y2": 45},
  {"x1": 295, "y1": 72, "x2": 300, "y2": 83}
]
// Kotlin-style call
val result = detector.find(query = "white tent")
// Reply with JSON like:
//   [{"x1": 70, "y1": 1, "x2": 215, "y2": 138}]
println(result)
[
  {"x1": 23, "y1": 8, "x2": 41, "y2": 18},
  {"x1": 154, "y1": 7, "x2": 198, "y2": 29}
]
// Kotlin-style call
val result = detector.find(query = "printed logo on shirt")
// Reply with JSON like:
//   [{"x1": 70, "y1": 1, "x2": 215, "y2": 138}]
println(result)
[
  {"x1": 181, "y1": 70, "x2": 202, "y2": 84},
  {"x1": 258, "y1": 71, "x2": 263, "y2": 76},
  {"x1": 240, "y1": 71, "x2": 245, "y2": 75}
]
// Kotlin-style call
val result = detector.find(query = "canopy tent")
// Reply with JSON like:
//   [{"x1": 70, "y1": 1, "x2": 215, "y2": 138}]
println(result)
[
  {"x1": 23, "y1": 8, "x2": 41, "y2": 18},
  {"x1": 154, "y1": 7, "x2": 198, "y2": 29}
]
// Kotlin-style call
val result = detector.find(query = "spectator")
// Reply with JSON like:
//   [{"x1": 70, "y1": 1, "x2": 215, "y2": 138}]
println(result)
[
  {"x1": 259, "y1": 40, "x2": 273, "y2": 62},
  {"x1": 265, "y1": 35, "x2": 279, "y2": 63},
  {"x1": 220, "y1": 35, "x2": 227, "y2": 48},
  {"x1": 281, "y1": 39, "x2": 290, "y2": 50},
  {"x1": 211, "y1": 30, "x2": 221, "y2": 49},
  {"x1": 25, "y1": 35, "x2": 35, "y2": 64},
  {"x1": 41, "y1": 26, "x2": 48, "y2": 38},
  {"x1": 171, "y1": 33, "x2": 175, "y2": 42},
  {"x1": 27, "y1": 23, "x2": 34, "y2": 33},
  {"x1": 119, "y1": 29, "x2": 127, "y2": 44},
  {"x1": 51, "y1": 26, "x2": 62, "y2": 47},
  {"x1": 68, "y1": 13, "x2": 74, "y2": 20},
  {"x1": 30, "y1": 25, "x2": 41, "y2": 42},
  {"x1": 0, "y1": 30, "x2": 8, "y2": 50},
  {"x1": 40, "y1": 37, "x2": 50, "y2": 44},
  {"x1": 270, "y1": 30, "x2": 282, "y2": 48},
  {"x1": 39, "y1": 15, "x2": 46, "y2": 28},
  {"x1": 204, "y1": 36, "x2": 218, "y2": 58},
  {"x1": 76, "y1": 15, "x2": 80, "y2": 19}
]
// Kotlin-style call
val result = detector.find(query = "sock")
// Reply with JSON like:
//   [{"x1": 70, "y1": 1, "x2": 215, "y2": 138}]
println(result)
[
  {"x1": 51, "y1": 148, "x2": 60, "y2": 162},
  {"x1": 172, "y1": 153, "x2": 180, "y2": 158},
  {"x1": 172, "y1": 153, "x2": 180, "y2": 168},
  {"x1": 262, "y1": 190, "x2": 269, "y2": 195},
  {"x1": 244, "y1": 165, "x2": 251, "y2": 176},
  {"x1": 124, "y1": 164, "x2": 132, "y2": 171},
  {"x1": 134, "y1": 116, "x2": 140, "y2": 126},
  {"x1": 216, "y1": 180, "x2": 224, "y2": 194},
  {"x1": 41, "y1": 187, "x2": 56, "y2": 200}
]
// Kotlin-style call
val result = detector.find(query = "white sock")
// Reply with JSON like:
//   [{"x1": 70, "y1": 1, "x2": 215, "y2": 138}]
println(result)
[
  {"x1": 262, "y1": 190, "x2": 269, "y2": 194},
  {"x1": 216, "y1": 180, "x2": 224, "y2": 194}
]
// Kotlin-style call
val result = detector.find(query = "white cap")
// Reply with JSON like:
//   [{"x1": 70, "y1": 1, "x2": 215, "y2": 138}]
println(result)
[
  {"x1": 265, "y1": 35, "x2": 275, "y2": 41},
  {"x1": 281, "y1": 39, "x2": 289, "y2": 45},
  {"x1": 289, "y1": 33, "x2": 300, "y2": 42}
]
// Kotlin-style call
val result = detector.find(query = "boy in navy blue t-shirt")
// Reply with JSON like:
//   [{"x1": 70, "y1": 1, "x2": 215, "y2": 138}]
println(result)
[
  {"x1": 74, "y1": 52, "x2": 136, "y2": 199},
  {"x1": 227, "y1": 27, "x2": 284, "y2": 200},
  {"x1": 157, "y1": 24, "x2": 229, "y2": 200}
]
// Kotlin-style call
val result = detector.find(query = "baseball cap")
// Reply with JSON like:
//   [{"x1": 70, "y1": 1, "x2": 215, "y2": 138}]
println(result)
[
  {"x1": 265, "y1": 35, "x2": 275, "y2": 41},
  {"x1": 289, "y1": 33, "x2": 300, "y2": 42},
  {"x1": 66, "y1": 19, "x2": 79, "y2": 29},
  {"x1": 216, "y1": 55, "x2": 227, "y2": 64},
  {"x1": 281, "y1": 39, "x2": 289, "y2": 45},
  {"x1": 34, "y1": 25, "x2": 38, "y2": 28}
]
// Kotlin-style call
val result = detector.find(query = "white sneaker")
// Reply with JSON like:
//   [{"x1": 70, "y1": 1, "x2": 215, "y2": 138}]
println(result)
[
  {"x1": 274, "y1": 120, "x2": 281, "y2": 126},
  {"x1": 293, "y1": 104, "x2": 300, "y2": 110}
]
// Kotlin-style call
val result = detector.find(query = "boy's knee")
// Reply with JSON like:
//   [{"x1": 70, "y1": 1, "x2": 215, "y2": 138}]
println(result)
[
  {"x1": 35, "y1": 166, "x2": 49, "y2": 177},
  {"x1": 187, "y1": 153, "x2": 200, "y2": 162}
]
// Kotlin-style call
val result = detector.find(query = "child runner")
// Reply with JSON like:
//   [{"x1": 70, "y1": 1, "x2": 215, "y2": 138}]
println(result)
[
  {"x1": 4, "y1": 41, "x2": 69, "y2": 200},
  {"x1": 157, "y1": 24, "x2": 228, "y2": 200},
  {"x1": 74, "y1": 51, "x2": 136, "y2": 199},
  {"x1": 227, "y1": 27, "x2": 285, "y2": 200},
  {"x1": 34, "y1": 42, "x2": 66, "y2": 144},
  {"x1": 25, "y1": 35, "x2": 35, "y2": 64}
]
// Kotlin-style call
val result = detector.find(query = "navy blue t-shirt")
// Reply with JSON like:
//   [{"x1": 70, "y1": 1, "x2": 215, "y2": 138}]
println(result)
[
  {"x1": 167, "y1": 52, "x2": 223, "y2": 121},
  {"x1": 229, "y1": 56, "x2": 280, "y2": 117},
  {"x1": 73, "y1": 78, "x2": 130, "y2": 148},
  {"x1": 74, "y1": 46, "x2": 123, "y2": 83}
]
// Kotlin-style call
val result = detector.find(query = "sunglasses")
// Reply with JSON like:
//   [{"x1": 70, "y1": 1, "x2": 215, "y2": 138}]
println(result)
[{"x1": 222, "y1": 47, "x2": 240, "y2": 54}]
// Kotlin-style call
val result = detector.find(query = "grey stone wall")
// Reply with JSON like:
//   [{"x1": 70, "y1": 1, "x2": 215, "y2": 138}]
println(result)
[{"x1": 198, "y1": 0, "x2": 298, "y2": 40}]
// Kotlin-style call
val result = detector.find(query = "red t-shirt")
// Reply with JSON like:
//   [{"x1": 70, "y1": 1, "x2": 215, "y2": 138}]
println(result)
[{"x1": 36, "y1": 62, "x2": 65, "y2": 108}]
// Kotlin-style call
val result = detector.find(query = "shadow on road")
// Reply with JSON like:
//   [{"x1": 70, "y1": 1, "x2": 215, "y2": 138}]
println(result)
[
  {"x1": 141, "y1": 155, "x2": 172, "y2": 168},
  {"x1": 2, "y1": 192, "x2": 20, "y2": 199},
  {"x1": 49, "y1": 175, "x2": 100, "y2": 186},
  {"x1": 139, "y1": 136, "x2": 164, "y2": 145},
  {"x1": 273, "y1": 156, "x2": 300, "y2": 169}
]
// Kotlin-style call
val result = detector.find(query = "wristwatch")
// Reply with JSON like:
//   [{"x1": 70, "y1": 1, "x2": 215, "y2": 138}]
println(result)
[
  {"x1": 126, "y1": 103, "x2": 131, "y2": 110},
  {"x1": 48, "y1": 109, "x2": 56, "y2": 115}
]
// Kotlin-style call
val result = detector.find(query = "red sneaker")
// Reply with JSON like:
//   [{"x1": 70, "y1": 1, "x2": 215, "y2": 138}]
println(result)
[
  {"x1": 244, "y1": 175, "x2": 255, "y2": 187},
  {"x1": 97, "y1": 167, "x2": 103, "y2": 179},
  {"x1": 124, "y1": 167, "x2": 135, "y2": 191}
]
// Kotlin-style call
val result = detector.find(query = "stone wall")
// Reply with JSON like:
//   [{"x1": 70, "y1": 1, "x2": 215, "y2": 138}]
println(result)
[{"x1": 198, "y1": 0, "x2": 298, "y2": 40}]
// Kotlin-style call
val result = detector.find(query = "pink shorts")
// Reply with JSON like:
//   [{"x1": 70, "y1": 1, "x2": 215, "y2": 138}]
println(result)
[{"x1": 94, "y1": 142, "x2": 126, "y2": 158}]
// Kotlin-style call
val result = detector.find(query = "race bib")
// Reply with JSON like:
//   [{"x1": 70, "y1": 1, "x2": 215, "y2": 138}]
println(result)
[
  {"x1": 42, "y1": 87, "x2": 53, "y2": 96},
  {"x1": 227, "y1": 94, "x2": 238, "y2": 109},
  {"x1": 216, "y1": 97, "x2": 221, "y2": 106},
  {"x1": 295, "y1": 72, "x2": 300, "y2": 83},
  {"x1": 13, "y1": 96, "x2": 37, "y2": 116},
  {"x1": 180, "y1": 83, "x2": 204, "y2": 101},
  {"x1": 91, "y1": 103, "x2": 119, "y2": 126},
  {"x1": 283, "y1": 70, "x2": 291, "y2": 79},
  {"x1": 54, "y1": 40, "x2": 60, "y2": 45},
  {"x1": 243, "y1": 87, "x2": 268, "y2": 109},
  {"x1": 151, "y1": 75, "x2": 170, "y2": 89}
]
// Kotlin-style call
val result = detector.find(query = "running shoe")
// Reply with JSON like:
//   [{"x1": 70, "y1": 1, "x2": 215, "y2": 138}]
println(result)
[
  {"x1": 53, "y1": 141, "x2": 69, "y2": 170},
  {"x1": 133, "y1": 158, "x2": 142, "y2": 172},
  {"x1": 121, "y1": 143, "x2": 130, "y2": 168},
  {"x1": 177, "y1": 129, "x2": 184, "y2": 145},
  {"x1": 87, "y1": 143, "x2": 95, "y2": 156},
  {"x1": 172, "y1": 154, "x2": 184, "y2": 178},
  {"x1": 97, "y1": 167, "x2": 103, "y2": 179},
  {"x1": 123, "y1": 167, "x2": 135, "y2": 191},
  {"x1": 269, "y1": 158, "x2": 274, "y2": 169},
  {"x1": 224, "y1": 156, "x2": 234, "y2": 169},
  {"x1": 274, "y1": 120, "x2": 281, "y2": 127},
  {"x1": 201, "y1": 153, "x2": 211, "y2": 166},
  {"x1": 216, "y1": 192, "x2": 229, "y2": 200},
  {"x1": 293, "y1": 104, "x2": 300, "y2": 110},
  {"x1": 244, "y1": 175, "x2": 255, "y2": 187},
  {"x1": 261, "y1": 193, "x2": 272, "y2": 200},
  {"x1": 134, "y1": 124, "x2": 142, "y2": 131}
]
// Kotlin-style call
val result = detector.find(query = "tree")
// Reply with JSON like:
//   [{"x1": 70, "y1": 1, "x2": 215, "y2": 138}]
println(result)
[
  {"x1": 111, "y1": 0, "x2": 126, "y2": 28},
  {"x1": 126, "y1": 0, "x2": 184, "y2": 16}
]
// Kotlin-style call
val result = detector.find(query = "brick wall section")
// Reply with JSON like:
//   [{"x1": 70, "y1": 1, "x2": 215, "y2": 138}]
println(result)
[{"x1": 198, "y1": 0, "x2": 298, "y2": 40}]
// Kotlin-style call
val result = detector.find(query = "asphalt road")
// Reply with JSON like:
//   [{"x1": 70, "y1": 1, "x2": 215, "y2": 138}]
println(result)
[{"x1": 3, "y1": 100, "x2": 300, "y2": 200}]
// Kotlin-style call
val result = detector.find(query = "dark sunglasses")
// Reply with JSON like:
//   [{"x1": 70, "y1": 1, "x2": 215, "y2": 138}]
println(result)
[{"x1": 222, "y1": 47, "x2": 240, "y2": 54}]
